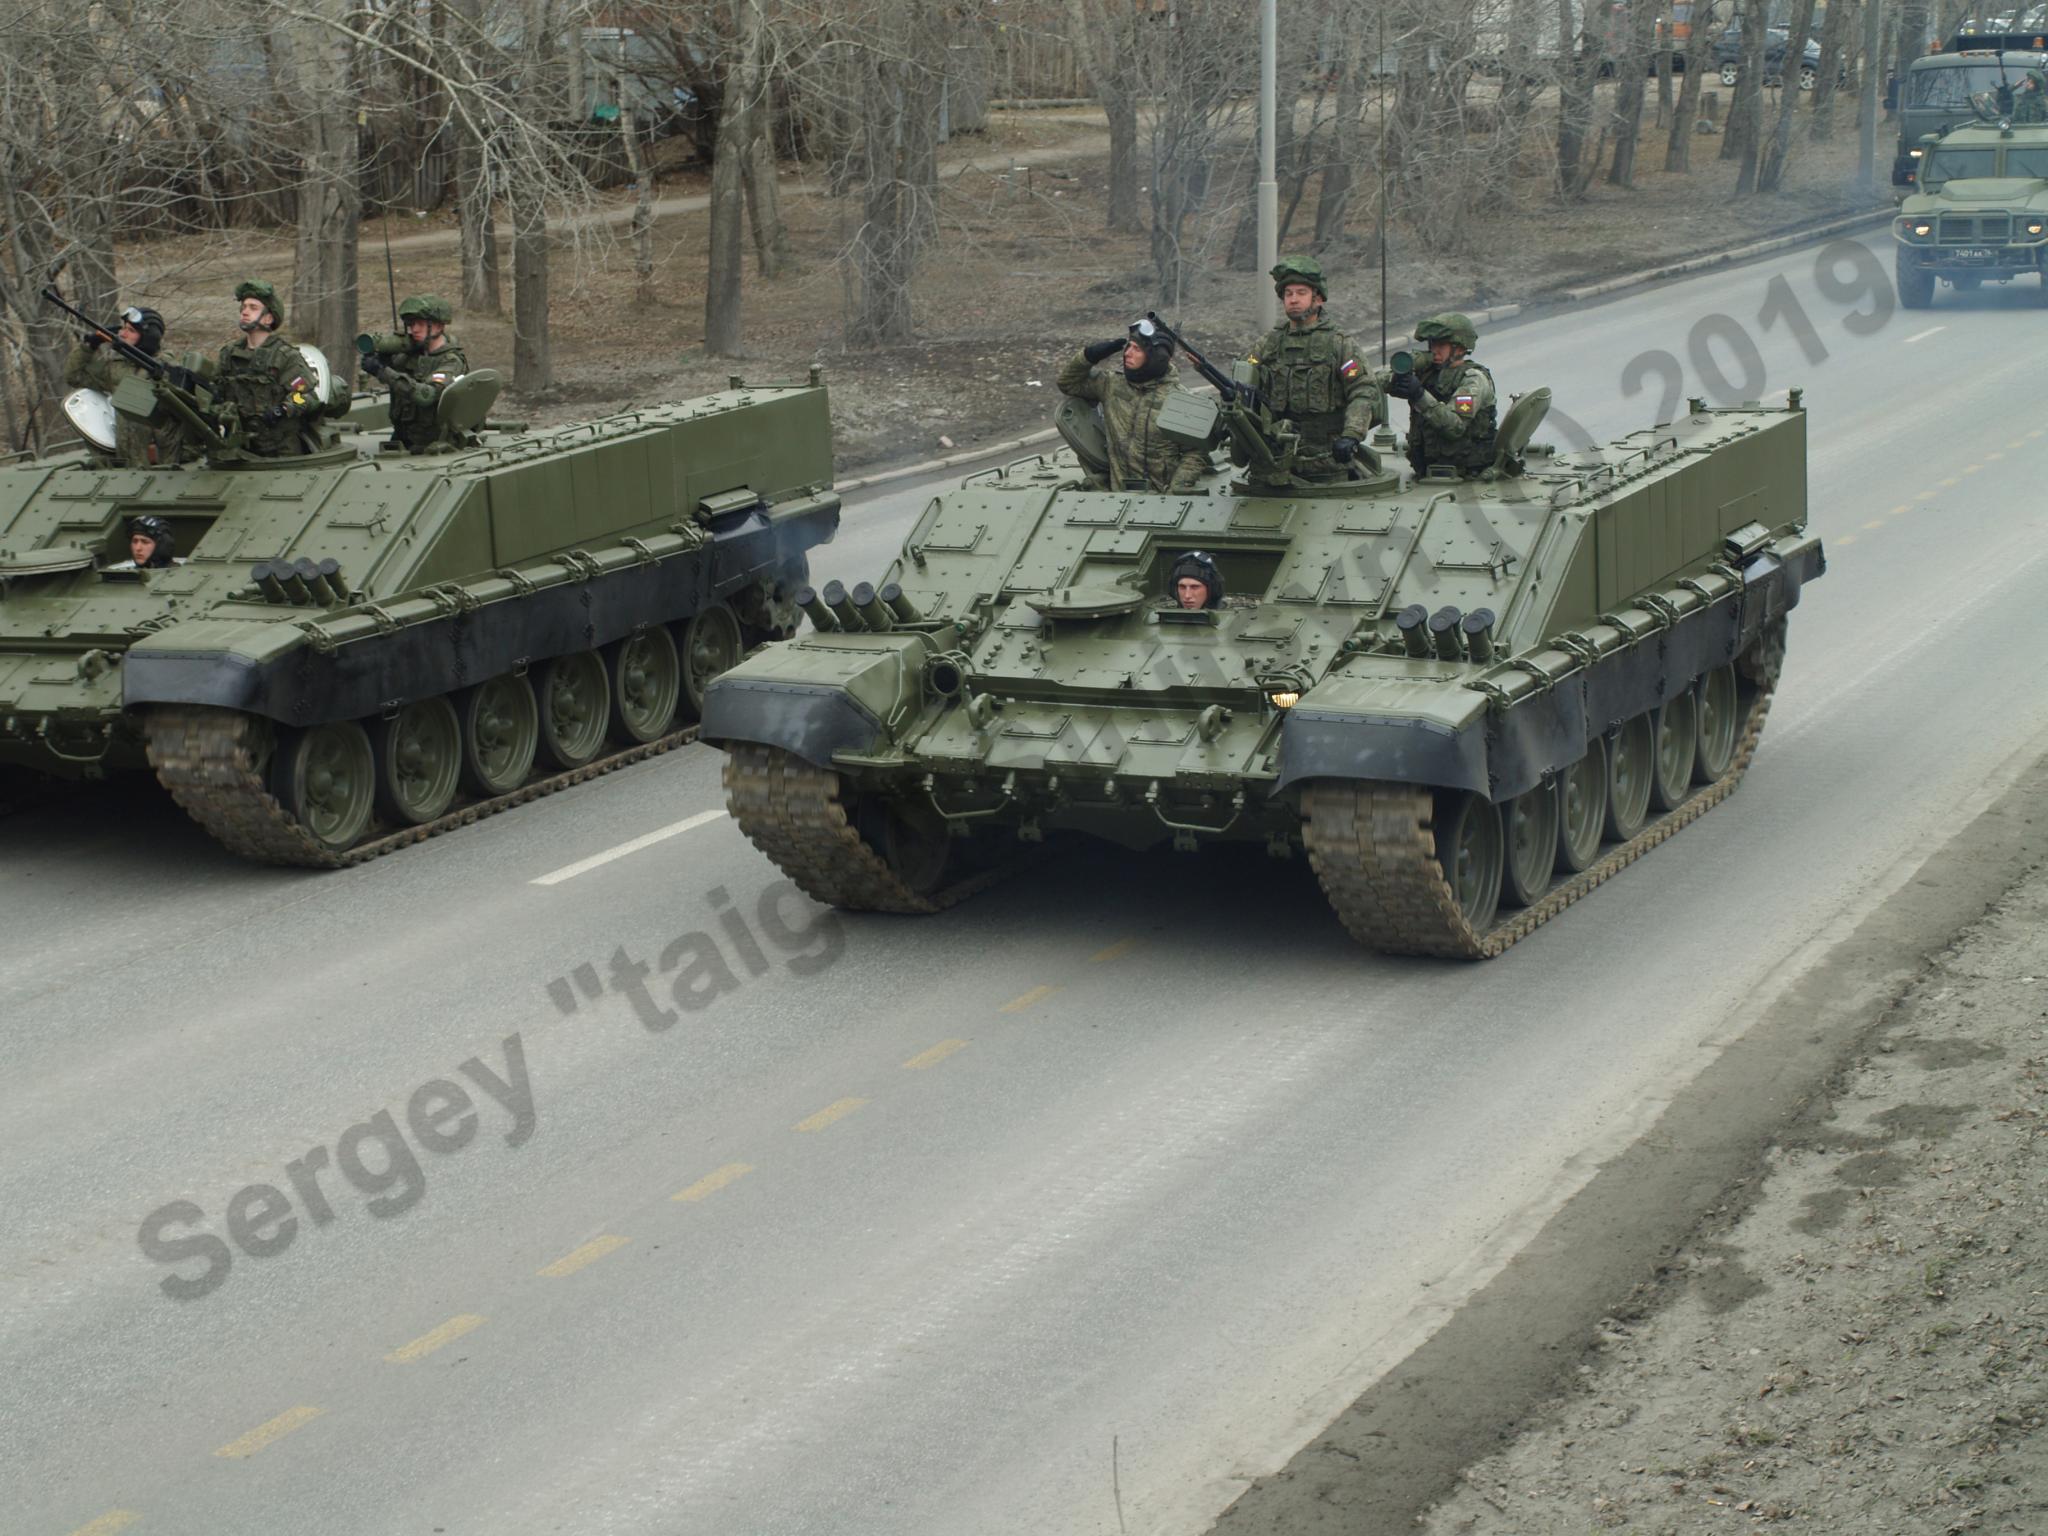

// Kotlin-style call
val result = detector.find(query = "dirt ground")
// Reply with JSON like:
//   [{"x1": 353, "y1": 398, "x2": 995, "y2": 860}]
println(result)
[
  {"x1": 107, "y1": 86, "x2": 1892, "y2": 473},
  {"x1": 1416, "y1": 871, "x2": 2048, "y2": 1536}
]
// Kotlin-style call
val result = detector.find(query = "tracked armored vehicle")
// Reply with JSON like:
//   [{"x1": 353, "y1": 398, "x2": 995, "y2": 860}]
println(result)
[
  {"x1": 702, "y1": 376, "x2": 1820, "y2": 959},
  {"x1": 0, "y1": 362, "x2": 837, "y2": 865}
]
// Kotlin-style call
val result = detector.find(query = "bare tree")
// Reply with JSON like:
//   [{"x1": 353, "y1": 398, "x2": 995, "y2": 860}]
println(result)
[
  {"x1": 1757, "y1": 0, "x2": 1820, "y2": 191},
  {"x1": 278, "y1": 0, "x2": 362, "y2": 369},
  {"x1": 1608, "y1": 0, "x2": 1661, "y2": 186},
  {"x1": 1065, "y1": 0, "x2": 1142, "y2": 232},
  {"x1": 1665, "y1": 0, "x2": 1720, "y2": 171}
]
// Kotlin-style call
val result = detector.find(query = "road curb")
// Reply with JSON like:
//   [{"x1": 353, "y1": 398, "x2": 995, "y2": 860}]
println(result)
[{"x1": 1555, "y1": 206, "x2": 1895, "y2": 303}]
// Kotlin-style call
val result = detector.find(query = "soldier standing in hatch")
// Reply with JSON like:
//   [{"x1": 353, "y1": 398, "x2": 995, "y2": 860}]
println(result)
[
  {"x1": 63, "y1": 304, "x2": 189, "y2": 467},
  {"x1": 1242, "y1": 256, "x2": 1381, "y2": 482},
  {"x1": 1389, "y1": 312, "x2": 1497, "y2": 479},
  {"x1": 1056, "y1": 324, "x2": 1209, "y2": 493},
  {"x1": 362, "y1": 294, "x2": 469, "y2": 453},
  {"x1": 215, "y1": 279, "x2": 320, "y2": 457}
]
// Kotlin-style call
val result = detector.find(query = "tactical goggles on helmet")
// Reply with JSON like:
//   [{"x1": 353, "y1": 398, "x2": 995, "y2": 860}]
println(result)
[
  {"x1": 1128, "y1": 318, "x2": 1161, "y2": 340},
  {"x1": 121, "y1": 307, "x2": 146, "y2": 327}
]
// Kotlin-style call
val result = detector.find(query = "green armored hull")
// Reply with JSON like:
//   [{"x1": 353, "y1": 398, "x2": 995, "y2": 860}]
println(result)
[
  {"x1": 1892, "y1": 119, "x2": 2048, "y2": 306},
  {"x1": 701, "y1": 389, "x2": 1821, "y2": 959},
  {"x1": 0, "y1": 379, "x2": 838, "y2": 864}
]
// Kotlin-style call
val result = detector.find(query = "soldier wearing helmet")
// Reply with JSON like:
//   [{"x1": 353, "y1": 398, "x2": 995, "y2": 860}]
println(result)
[
  {"x1": 1241, "y1": 256, "x2": 1382, "y2": 482},
  {"x1": 362, "y1": 294, "x2": 470, "y2": 453},
  {"x1": 1169, "y1": 550, "x2": 1224, "y2": 610},
  {"x1": 1055, "y1": 321, "x2": 1209, "y2": 493},
  {"x1": 215, "y1": 279, "x2": 321, "y2": 457},
  {"x1": 124, "y1": 515, "x2": 176, "y2": 570},
  {"x1": 1387, "y1": 312, "x2": 1497, "y2": 478},
  {"x1": 63, "y1": 304, "x2": 190, "y2": 467}
]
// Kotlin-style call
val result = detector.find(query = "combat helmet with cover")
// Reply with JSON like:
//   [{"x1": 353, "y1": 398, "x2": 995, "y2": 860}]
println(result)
[
  {"x1": 397, "y1": 294, "x2": 454, "y2": 325},
  {"x1": 234, "y1": 278, "x2": 283, "y2": 328},
  {"x1": 1270, "y1": 255, "x2": 1328, "y2": 300},
  {"x1": 1413, "y1": 312, "x2": 1478, "y2": 352}
]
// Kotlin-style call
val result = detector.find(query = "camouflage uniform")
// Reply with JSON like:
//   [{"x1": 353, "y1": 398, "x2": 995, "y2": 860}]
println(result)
[
  {"x1": 63, "y1": 342, "x2": 189, "y2": 468},
  {"x1": 1245, "y1": 256, "x2": 1381, "y2": 483},
  {"x1": 217, "y1": 279, "x2": 320, "y2": 457},
  {"x1": 2017, "y1": 72, "x2": 2048, "y2": 123},
  {"x1": 1055, "y1": 347, "x2": 1208, "y2": 494},
  {"x1": 381, "y1": 295, "x2": 469, "y2": 453},
  {"x1": 1404, "y1": 313, "x2": 1498, "y2": 478}
]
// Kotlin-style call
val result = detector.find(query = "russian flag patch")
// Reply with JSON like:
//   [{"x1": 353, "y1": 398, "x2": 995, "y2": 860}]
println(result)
[{"x1": 1339, "y1": 358, "x2": 1361, "y2": 379}]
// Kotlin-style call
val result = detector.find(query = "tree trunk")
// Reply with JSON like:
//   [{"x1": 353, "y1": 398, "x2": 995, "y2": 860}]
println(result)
[
  {"x1": 1315, "y1": 20, "x2": 1364, "y2": 244},
  {"x1": 1730, "y1": 0, "x2": 1768, "y2": 189},
  {"x1": 1810, "y1": 0, "x2": 1853, "y2": 139},
  {"x1": 1757, "y1": 0, "x2": 1819, "y2": 190},
  {"x1": 1666, "y1": 0, "x2": 1716, "y2": 170},
  {"x1": 739, "y1": 0, "x2": 790, "y2": 277},
  {"x1": 285, "y1": 1, "x2": 361, "y2": 369},
  {"x1": 452, "y1": 0, "x2": 501, "y2": 313},
  {"x1": 512, "y1": 196, "x2": 550, "y2": 390},
  {"x1": 620, "y1": 106, "x2": 656, "y2": 303},
  {"x1": 1065, "y1": 0, "x2": 1140, "y2": 232},
  {"x1": 1555, "y1": 0, "x2": 1598, "y2": 192},
  {"x1": 704, "y1": 3, "x2": 748, "y2": 356},
  {"x1": 1609, "y1": 0, "x2": 1660, "y2": 186}
]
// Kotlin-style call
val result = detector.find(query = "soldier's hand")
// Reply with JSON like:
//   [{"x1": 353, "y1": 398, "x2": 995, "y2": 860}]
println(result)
[
  {"x1": 360, "y1": 353, "x2": 388, "y2": 378},
  {"x1": 1082, "y1": 337, "x2": 1124, "y2": 365},
  {"x1": 1387, "y1": 371, "x2": 1422, "y2": 401},
  {"x1": 164, "y1": 365, "x2": 198, "y2": 391},
  {"x1": 1332, "y1": 436, "x2": 1358, "y2": 463},
  {"x1": 83, "y1": 331, "x2": 105, "y2": 349},
  {"x1": 259, "y1": 405, "x2": 286, "y2": 426}
]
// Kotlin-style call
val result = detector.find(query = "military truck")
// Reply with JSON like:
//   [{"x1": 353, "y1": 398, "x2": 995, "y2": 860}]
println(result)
[
  {"x1": 1893, "y1": 118, "x2": 2048, "y2": 305},
  {"x1": 1892, "y1": 32, "x2": 2048, "y2": 190},
  {"x1": 702, "y1": 369, "x2": 1821, "y2": 960},
  {"x1": 0, "y1": 341, "x2": 838, "y2": 866}
]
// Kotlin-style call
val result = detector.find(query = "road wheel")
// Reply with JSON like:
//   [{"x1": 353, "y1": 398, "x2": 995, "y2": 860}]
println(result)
[
  {"x1": 537, "y1": 650, "x2": 611, "y2": 770},
  {"x1": 1896, "y1": 250, "x2": 1935, "y2": 309},
  {"x1": 854, "y1": 795, "x2": 955, "y2": 896},
  {"x1": 1604, "y1": 716, "x2": 1655, "y2": 843},
  {"x1": 1694, "y1": 665, "x2": 1740, "y2": 783},
  {"x1": 1650, "y1": 692, "x2": 1699, "y2": 812},
  {"x1": 1433, "y1": 789, "x2": 1504, "y2": 932},
  {"x1": 1720, "y1": 63, "x2": 1739, "y2": 86},
  {"x1": 458, "y1": 673, "x2": 539, "y2": 796},
  {"x1": 1799, "y1": 64, "x2": 1816, "y2": 91},
  {"x1": 372, "y1": 696, "x2": 462, "y2": 825},
  {"x1": 272, "y1": 720, "x2": 375, "y2": 851},
  {"x1": 1501, "y1": 784, "x2": 1559, "y2": 908},
  {"x1": 1556, "y1": 740, "x2": 1608, "y2": 874},
  {"x1": 608, "y1": 626, "x2": 682, "y2": 743},
  {"x1": 679, "y1": 602, "x2": 744, "y2": 721}
]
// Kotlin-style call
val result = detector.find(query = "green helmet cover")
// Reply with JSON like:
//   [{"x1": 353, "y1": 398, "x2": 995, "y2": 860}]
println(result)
[
  {"x1": 398, "y1": 293, "x2": 453, "y2": 324},
  {"x1": 234, "y1": 278, "x2": 282, "y2": 326},
  {"x1": 1270, "y1": 255, "x2": 1328, "y2": 300},
  {"x1": 1413, "y1": 312, "x2": 1478, "y2": 351}
]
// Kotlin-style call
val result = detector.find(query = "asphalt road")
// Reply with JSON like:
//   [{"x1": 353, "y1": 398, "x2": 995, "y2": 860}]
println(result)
[{"x1": 8, "y1": 232, "x2": 2048, "y2": 1536}]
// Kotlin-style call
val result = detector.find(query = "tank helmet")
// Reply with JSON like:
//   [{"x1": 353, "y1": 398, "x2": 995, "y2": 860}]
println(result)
[
  {"x1": 398, "y1": 294, "x2": 453, "y2": 325},
  {"x1": 1170, "y1": 550, "x2": 1224, "y2": 609},
  {"x1": 1124, "y1": 318, "x2": 1174, "y2": 383},
  {"x1": 1413, "y1": 312, "x2": 1478, "y2": 352},
  {"x1": 121, "y1": 305, "x2": 165, "y2": 356},
  {"x1": 234, "y1": 278, "x2": 282, "y2": 328},
  {"x1": 128, "y1": 515, "x2": 175, "y2": 566},
  {"x1": 1270, "y1": 255, "x2": 1328, "y2": 300}
]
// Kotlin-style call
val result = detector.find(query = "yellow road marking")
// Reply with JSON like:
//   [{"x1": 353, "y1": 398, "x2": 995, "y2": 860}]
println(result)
[
  {"x1": 1987, "y1": 451, "x2": 2005, "y2": 460},
  {"x1": 1886, "y1": 504, "x2": 1909, "y2": 516},
  {"x1": 66, "y1": 1514, "x2": 140, "y2": 1536},
  {"x1": 1836, "y1": 535, "x2": 1858, "y2": 546},
  {"x1": 1939, "y1": 476, "x2": 1961, "y2": 487},
  {"x1": 1000, "y1": 984, "x2": 1057, "y2": 1013},
  {"x1": 1916, "y1": 490, "x2": 1938, "y2": 501},
  {"x1": 2030, "y1": 428, "x2": 2045, "y2": 438},
  {"x1": 214, "y1": 1405, "x2": 323, "y2": 1459},
  {"x1": 902, "y1": 1039, "x2": 969, "y2": 1070},
  {"x1": 385, "y1": 1314, "x2": 486, "y2": 1363},
  {"x1": 1962, "y1": 463, "x2": 1982, "y2": 475},
  {"x1": 673, "y1": 1162, "x2": 754, "y2": 1201},
  {"x1": 537, "y1": 1235, "x2": 629, "y2": 1277},
  {"x1": 1860, "y1": 519, "x2": 1883, "y2": 530},
  {"x1": 1090, "y1": 937, "x2": 1138, "y2": 964},
  {"x1": 794, "y1": 1097, "x2": 868, "y2": 1132}
]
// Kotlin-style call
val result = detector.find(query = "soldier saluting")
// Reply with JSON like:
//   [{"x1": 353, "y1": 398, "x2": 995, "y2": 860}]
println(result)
[
  {"x1": 1243, "y1": 256, "x2": 1381, "y2": 481},
  {"x1": 361, "y1": 294, "x2": 469, "y2": 453},
  {"x1": 216, "y1": 279, "x2": 322, "y2": 457}
]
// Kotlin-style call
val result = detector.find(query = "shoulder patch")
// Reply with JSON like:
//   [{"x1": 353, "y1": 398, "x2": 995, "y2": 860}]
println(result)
[
  {"x1": 1339, "y1": 358, "x2": 1361, "y2": 379},
  {"x1": 1453, "y1": 393, "x2": 1476, "y2": 416}
]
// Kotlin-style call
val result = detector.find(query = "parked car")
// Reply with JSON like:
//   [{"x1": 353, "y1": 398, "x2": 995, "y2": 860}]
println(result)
[{"x1": 1716, "y1": 25, "x2": 1825, "y2": 90}]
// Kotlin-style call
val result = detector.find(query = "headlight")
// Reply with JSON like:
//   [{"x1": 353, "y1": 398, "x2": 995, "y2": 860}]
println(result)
[
  {"x1": 1913, "y1": 222, "x2": 1933, "y2": 236},
  {"x1": 1910, "y1": 147, "x2": 1925, "y2": 158},
  {"x1": 1269, "y1": 691, "x2": 1299, "y2": 710},
  {"x1": 2028, "y1": 221, "x2": 2045, "y2": 235}
]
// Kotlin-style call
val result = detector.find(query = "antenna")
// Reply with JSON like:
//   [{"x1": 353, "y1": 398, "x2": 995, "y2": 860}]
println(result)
[
  {"x1": 1376, "y1": 2, "x2": 1389, "y2": 365},
  {"x1": 382, "y1": 208, "x2": 400, "y2": 331}
]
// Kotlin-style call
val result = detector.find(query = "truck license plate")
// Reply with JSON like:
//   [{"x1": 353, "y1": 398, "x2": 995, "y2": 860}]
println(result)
[{"x1": 1957, "y1": 247, "x2": 1998, "y2": 260}]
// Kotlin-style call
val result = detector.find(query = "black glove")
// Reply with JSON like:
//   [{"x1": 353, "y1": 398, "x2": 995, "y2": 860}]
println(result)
[
  {"x1": 259, "y1": 405, "x2": 286, "y2": 426},
  {"x1": 1332, "y1": 435, "x2": 1357, "y2": 463},
  {"x1": 83, "y1": 331, "x2": 105, "y2": 349},
  {"x1": 361, "y1": 353, "x2": 388, "y2": 378},
  {"x1": 1387, "y1": 371, "x2": 1423, "y2": 402},
  {"x1": 1082, "y1": 337, "x2": 1124, "y2": 364},
  {"x1": 1234, "y1": 381, "x2": 1261, "y2": 408}
]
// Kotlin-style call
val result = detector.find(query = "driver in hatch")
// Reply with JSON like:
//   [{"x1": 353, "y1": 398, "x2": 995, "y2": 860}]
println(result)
[{"x1": 1170, "y1": 550, "x2": 1223, "y2": 611}]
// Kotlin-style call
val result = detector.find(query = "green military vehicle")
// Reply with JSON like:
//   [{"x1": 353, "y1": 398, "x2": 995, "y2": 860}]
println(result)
[
  {"x1": 1892, "y1": 32, "x2": 2048, "y2": 191},
  {"x1": 0, "y1": 327, "x2": 838, "y2": 866},
  {"x1": 1893, "y1": 119, "x2": 2048, "y2": 306},
  {"x1": 701, "y1": 361, "x2": 1822, "y2": 960}
]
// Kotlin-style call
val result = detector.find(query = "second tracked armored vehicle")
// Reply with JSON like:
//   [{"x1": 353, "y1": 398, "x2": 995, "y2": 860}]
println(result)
[
  {"x1": 1, "y1": 351, "x2": 838, "y2": 866},
  {"x1": 702, "y1": 370, "x2": 1822, "y2": 959}
]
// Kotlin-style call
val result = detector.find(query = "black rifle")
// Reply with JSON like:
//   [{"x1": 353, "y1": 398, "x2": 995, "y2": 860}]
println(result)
[
  {"x1": 41, "y1": 286, "x2": 222, "y2": 445},
  {"x1": 1137, "y1": 312, "x2": 1265, "y2": 411},
  {"x1": 42, "y1": 287, "x2": 168, "y2": 379}
]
